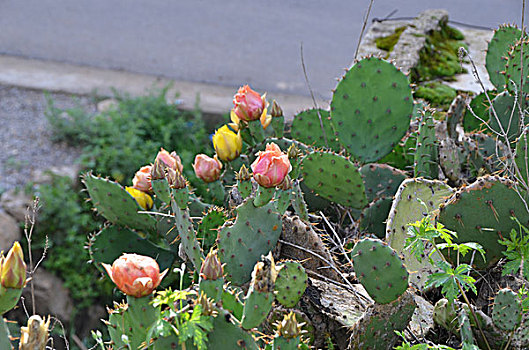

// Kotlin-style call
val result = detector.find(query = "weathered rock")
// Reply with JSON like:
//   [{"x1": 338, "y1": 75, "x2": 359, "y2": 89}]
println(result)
[
  {"x1": 0, "y1": 188, "x2": 33, "y2": 223},
  {"x1": 31, "y1": 164, "x2": 82, "y2": 187},
  {"x1": 0, "y1": 209, "x2": 22, "y2": 251},
  {"x1": 21, "y1": 269, "x2": 74, "y2": 323}
]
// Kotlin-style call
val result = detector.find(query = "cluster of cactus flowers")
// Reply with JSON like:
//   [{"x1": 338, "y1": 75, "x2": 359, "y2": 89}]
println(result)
[
  {"x1": 3, "y1": 20, "x2": 529, "y2": 350},
  {"x1": 83, "y1": 43, "x2": 529, "y2": 349}
]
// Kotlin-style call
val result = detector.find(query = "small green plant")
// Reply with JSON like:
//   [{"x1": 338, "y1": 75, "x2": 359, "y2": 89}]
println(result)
[{"x1": 499, "y1": 218, "x2": 529, "y2": 280}]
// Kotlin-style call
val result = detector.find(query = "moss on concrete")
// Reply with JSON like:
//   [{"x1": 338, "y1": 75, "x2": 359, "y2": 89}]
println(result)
[
  {"x1": 376, "y1": 26, "x2": 407, "y2": 52},
  {"x1": 411, "y1": 21, "x2": 467, "y2": 82},
  {"x1": 414, "y1": 81, "x2": 457, "y2": 109}
]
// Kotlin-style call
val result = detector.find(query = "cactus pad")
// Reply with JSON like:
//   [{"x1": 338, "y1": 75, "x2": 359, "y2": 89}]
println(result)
[
  {"x1": 291, "y1": 109, "x2": 340, "y2": 151},
  {"x1": 463, "y1": 91, "x2": 491, "y2": 132},
  {"x1": 89, "y1": 225, "x2": 175, "y2": 271},
  {"x1": 351, "y1": 237, "x2": 409, "y2": 304},
  {"x1": 208, "y1": 309, "x2": 258, "y2": 349},
  {"x1": 492, "y1": 288, "x2": 522, "y2": 331},
  {"x1": 386, "y1": 178, "x2": 453, "y2": 290},
  {"x1": 488, "y1": 92, "x2": 521, "y2": 142},
  {"x1": 274, "y1": 261, "x2": 308, "y2": 308},
  {"x1": 359, "y1": 163, "x2": 407, "y2": 202},
  {"x1": 301, "y1": 151, "x2": 367, "y2": 209},
  {"x1": 349, "y1": 290, "x2": 416, "y2": 349},
  {"x1": 515, "y1": 127, "x2": 529, "y2": 185},
  {"x1": 486, "y1": 25, "x2": 522, "y2": 89},
  {"x1": 82, "y1": 173, "x2": 156, "y2": 232},
  {"x1": 358, "y1": 197, "x2": 393, "y2": 239},
  {"x1": 217, "y1": 199, "x2": 282, "y2": 285},
  {"x1": 438, "y1": 175, "x2": 529, "y2": 269},
  {"x1": 197, "y1": 207, "x2": 228, "y2": 252},
  {"x1": 330, "y1": 56, "x2": 414, "y2": 162},
  {"x1": 504, "y1": 37, "x2": 529, "y2": 95},
  {"x1": 414, "y1": 109, "x2": 439, "y2": 179}
]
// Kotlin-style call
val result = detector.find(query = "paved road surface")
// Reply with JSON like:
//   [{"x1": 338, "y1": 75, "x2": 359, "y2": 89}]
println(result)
[{"x1": 0, "y1": 1, "x2": 527, "y2": 100}]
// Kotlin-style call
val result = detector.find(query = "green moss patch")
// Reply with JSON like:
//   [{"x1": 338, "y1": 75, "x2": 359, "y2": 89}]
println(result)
[
  {"x1": 414, "y1": 81, "x2": 457, "y2": 109},
  {"x1": 376, "y1": 26, "x2": 407, "y2": 52},
  {"x1": 411, "y1": 21, "x2": 467, "y2": 82}
]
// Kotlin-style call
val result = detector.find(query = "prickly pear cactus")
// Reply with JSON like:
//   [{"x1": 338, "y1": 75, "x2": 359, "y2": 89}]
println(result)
[
  {"x1": 438, "y1": 175, "x2": 529, "y2": 269},
  {"x1": 359, "y1": 163, "x2": 407, "y2": 202},
  {"x1": 197, "y1": 207, "x2": 228, "y2": 252},
  {"x1": 83, "y1": 173, "x2": 156, "y2": 232},
  {"x1": 330, "y1": 56, "x2": 414, "y2": 162},
  {"x1": 414, "y1": 109, "x2": 439, "y2": 179},
  {"x1": 349, "y1": 290, "x2": 417, "y2": 350},
  {"x1": 241, "y1": 256, "x2": 277, "y2": 330},
  {"x1": 301, "y1": 151, "x2": 367, "y2": 209},
  {"x1": 351, "y1": 237, "x2": 409, "y2": 304},
  {"x1": 515, "y1": 127, "x2": 529, "y2": 184},
  {"x1": 463, "y1": 91, "x2": 491, "y2": 132},
  {"x1": 274, "y1": 261, "x2": 308, "y2": 308},
  {"x1": 504, "y1": 37, "x2": 529, "y2": 95},
  {"x1": 208, "y1": 309, "x2": 258, "y2": 350},
  {"x1": 492, "y1": 288, "x2": 522, "y2": 331},
  {"x1": 171, "y1": 194, "x2": 204, "y2": 271},
  {"x1": 217, "y1": 199, "x2": 282, "y2": 285},
  {"x1": 386, "y1": 178, "x2": 454, "y2": 290},
  {"x1": 488, "y1": 92, "x2": 521, "y2": 142},
  {"x1": 291, "y1": 109, "x2": 340, "y2": 151},
  {"x1": 359, "y1": 197, "x2": 393, "y2": 239},
  {"x1": 88, "y1": 225, "x2": 176, "y2": 271},
  {"x1": 152, "y1": 178, "x2": 171, "y2": 204},
  {"x1": 486, "y1": 25, "x2": 522, "y2": 89}
]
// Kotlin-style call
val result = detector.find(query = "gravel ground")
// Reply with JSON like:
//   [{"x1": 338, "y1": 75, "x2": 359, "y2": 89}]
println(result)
[{"x1": 0, "y1": 85, "x2": 95, "y2": 191}]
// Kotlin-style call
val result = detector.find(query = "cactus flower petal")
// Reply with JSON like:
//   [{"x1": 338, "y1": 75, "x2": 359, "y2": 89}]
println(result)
[
  {"x1": 193, "y1": 154, "x2": 223, "y2": 183},
  {"x1": 103, "y1": 254, "x2": 165, "y2": 298},
  {"x1": 251, "y1": 143, "x2": 291, "y2": 188},
  {"x1": 212, "y1": 124, "x2": 243, "y2": 161},
  {"x1": 132, "y1": 165, "x2": 153, "y2": 193},
  {"x1": 0, "y1": 241, "x2": 26, "y2": 289},
  {"x1": 125, "y1": 187, "x2": 153, "y2": 210}
]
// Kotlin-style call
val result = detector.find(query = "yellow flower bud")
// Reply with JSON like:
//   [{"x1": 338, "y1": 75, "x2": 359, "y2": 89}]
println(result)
[
  {"x1": 125, "y1": 187, "x2": 153, "y2": 210},
  {"x1": 212, "y1": 124, "x2": 243, "y2": 162},
  {"x1": 1, "y1": 241, "x2": 26, "y2": 289}
]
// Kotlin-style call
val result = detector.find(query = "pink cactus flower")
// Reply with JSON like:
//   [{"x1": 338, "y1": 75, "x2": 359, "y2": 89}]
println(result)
[
  {"x1": 132, "y1": 165, "x2": 153, "y2": 193},
  {"x1": 251, "y1": 143, "x2": 292, "y2": 188},
  {"x1": 232, "y1": 85, "x2": 266, "y2": 122},
  {"x1": 155, "y1": 148, "x2": 183, "y2": 174},
  {"x1": 102, "y1": 254, "x2": 167, "y2": 298},
  {"x1": 193, "y1": 154, "x2": 223, "y2": 183}
]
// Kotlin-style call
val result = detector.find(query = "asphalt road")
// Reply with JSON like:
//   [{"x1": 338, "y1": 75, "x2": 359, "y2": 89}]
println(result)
[{"x1": 0, "y1": 1, "x2": 527, "y2": 100}]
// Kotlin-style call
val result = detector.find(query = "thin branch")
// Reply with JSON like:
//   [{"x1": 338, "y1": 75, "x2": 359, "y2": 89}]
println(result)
[
  {"x1": 354, "y1": 0, "x2": 375, "y2": 60},
  {"x1": 300, "y1": 43, "x2": 329, "y2": 148}
]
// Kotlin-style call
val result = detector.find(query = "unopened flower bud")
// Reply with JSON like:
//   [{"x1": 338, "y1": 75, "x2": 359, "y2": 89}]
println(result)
[
  {"x1": 19, "y1": 315, "x2": 50, "y2": 350},
  {"x1": 1, "y1": 241, "x2": 26, "y2": 289},
  {"x1": 166, "y1": 168, "x2": 187, "y2": 189},
  {"x1": 151, "y1": 157, "x2": 167, "y2": 180},
  {"x1": 195, "y1": 292, "x2": 218, "y2": 317},
  {"x1": 200, "y1": 250, "x2": 223, "y2": 280},
  {"x1": 276, "y1": 312, "x2": 305, "y2": 339},
  {"x1": 287, "y1": 143, "x2": 302, "y2": 160},
  {"x1": 270, "y1": 100, "x2": 283, "y2": 118},
  {"x1": 251, "y1": 143, "x2": 292, "y2": 188},
  {"x1": 155, "y1": 148, "x2": 183, "y2": 173},
  {"x1": 193, "y1": 154, "x2": 223, "y2": 183},
  {"x1": 236, "y1": 164, "x2": 252, "y2": 182}
]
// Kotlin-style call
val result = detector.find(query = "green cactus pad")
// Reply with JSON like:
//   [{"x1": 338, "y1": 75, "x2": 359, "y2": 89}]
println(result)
[
  {"x1": 0, "y1": 287, "x2": 23, "y2": 315},
  {"x1": 414, "y1": 109, "x2": 439, "y2": 179},
  {"x1": 492, "y1": 288, "x2": 522, "y2": 331},
  {"x1": 197, "y1": 207, "x2": 228, "y2": 252},
  {"x1": 199, "y1": 278, "x2": 224, "y2": 302},
  {"x1": 170, "y1": 198, "x2": 204, "y2": 271},
  {"x1": 513, "y1": 313, "x2": 529, "y2": 347},
  {"x1": 468, "y1": 132, "x2": 506, "y2": 173},
  {"x1": 438, "y1": 175, "x2": 529, "y2": 269},
  {"x1": 82, "y1": 173, "x2": 156, "y2": 232},
  {"x1": 208, "y1": 309, "x2": 259, "y2": 350},
  {"x1": 486, "y1": 25, "x2": 522, "y2": 89},
  {"x1": 89, "y1": 225, "x2": 175, "y2": 271},
  {"x1": 349, "y1": 291, "x2": 416, "y2": 349},
  {"x1": 217, "y1": 200, "x2": 282, "y2": 285},
  {"x1": 301, "y1": 151, "x2": 367, "y2": 209},
  {"x1": 359, "y1": 197, "x2": 393, "y2": 239},
  {"x1": 241, "y1": 288, "x2": 274, "y2": 330},
  {"x1": 221, "y1": 288, "x2": 244, "y2": 321},
  {"x1": 377, "y1": 135, "x2": 416, "y2": 171},
  {"x1": 272, "y1": 337, "x2": 300, "y2": 350},
  {"x1": 291, "y1": 109, "x2": 340, "y2": 151},
  {"x1": 386, "y1": 178, "x2": 454, "y2": 290},
  {"x1": 463, "y1": 91, "x2": 492, "y2": 132},
  {"x1": 152, "y1": 178, "x2": 171, "y2": 204},
  {"x1": 359, "y1": 163, "x2": 407, "y2": 202},
  {"x1": 488, "y1": 92, "x2": 522, "y2": 142},
  {"x1": 351, "y1": 237, "x2": 409, "y2": 304},
  {"x1": 330, "y1": 56, "x2": 414, "y2": 162},
  {"x1": 504, "y1": 37, "x2": 529, "y2": 95},
  {"x1": 274, "y1": 261, "x2": 308, "y2": 308}
]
